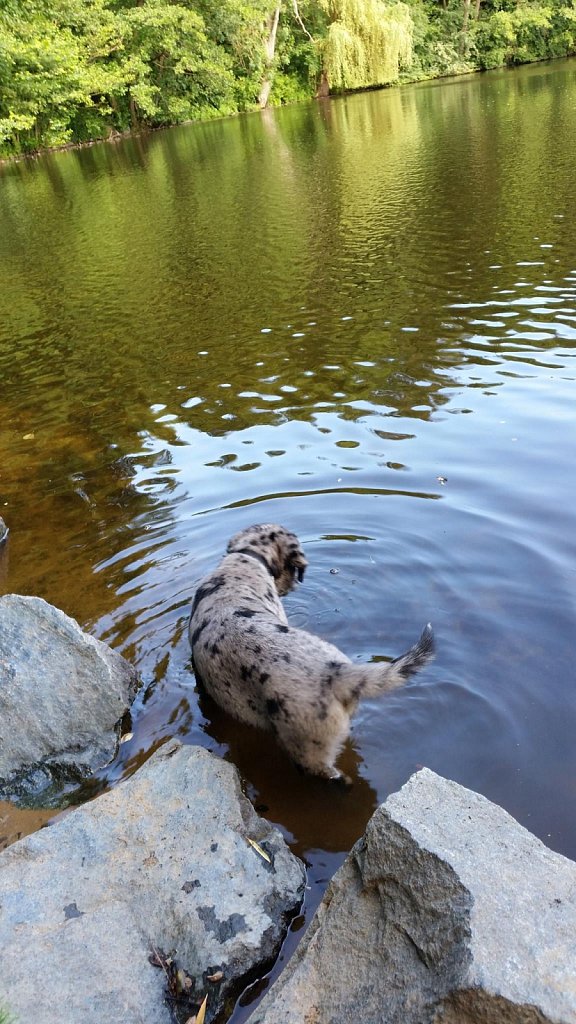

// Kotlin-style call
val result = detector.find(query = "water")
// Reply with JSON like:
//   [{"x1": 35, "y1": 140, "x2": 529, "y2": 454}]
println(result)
[{"x1": 1, "y1": 58, "x2": 576, "y2": 1013}]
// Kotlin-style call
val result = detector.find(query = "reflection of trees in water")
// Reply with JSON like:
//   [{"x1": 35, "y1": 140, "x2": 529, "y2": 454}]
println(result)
[
  {"x1": 1, "y1": 60, "x2": 574, "y2": 636},
  {"x1": 0, "y1": 394, "x2": 182, "y2": 628}
]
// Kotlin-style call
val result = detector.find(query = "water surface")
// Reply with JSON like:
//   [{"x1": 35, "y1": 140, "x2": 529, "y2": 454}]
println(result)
[{"x1": 1, "y1": 58, "x2": 576, "y2": 1014}]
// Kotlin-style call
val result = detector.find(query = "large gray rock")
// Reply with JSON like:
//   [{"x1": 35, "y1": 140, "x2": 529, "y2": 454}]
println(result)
[
  {"x1": 254, "y1": 769, "x2": 576, "y2": 1024},
  {"x1": 0, "y1": 594, "x2": 139, "y2": 801},
  {"x1": 0, "y1": 742, "x2": 306, "y2": 1024}
]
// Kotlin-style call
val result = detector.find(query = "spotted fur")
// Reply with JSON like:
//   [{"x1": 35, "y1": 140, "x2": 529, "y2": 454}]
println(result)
[{"x1": 189, "y1": 523, "x2": 435, "y2": 782}]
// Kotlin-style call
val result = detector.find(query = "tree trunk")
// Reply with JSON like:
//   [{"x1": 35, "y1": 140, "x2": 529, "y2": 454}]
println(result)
[
  {"x1": 316, "y1": 70, "x2": 330, "y2": 98},
  {"x1": 258, "y1": 4, "x2": 281, "y2": 109},
  {"x1": 460, "y1": 0, "x2": 471, "y2": 51},
  {"x1": 129, "y1": 95, "x2": 139, "y2": 130}
]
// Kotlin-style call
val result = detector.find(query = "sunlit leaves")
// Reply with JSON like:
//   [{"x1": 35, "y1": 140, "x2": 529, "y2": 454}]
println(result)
[{"x1": 320, "y1": 0, "x2": 414, "y2": 88}]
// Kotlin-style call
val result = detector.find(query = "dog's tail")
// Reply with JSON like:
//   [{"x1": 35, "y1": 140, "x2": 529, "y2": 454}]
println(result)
[{"x1": 333, "y1": 623, "x2": 435, "y2": 702}]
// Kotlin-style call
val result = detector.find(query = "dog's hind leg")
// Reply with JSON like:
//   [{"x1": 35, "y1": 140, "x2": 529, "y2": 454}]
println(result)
[{"x1": 274, "y1": 704, "x2": 351, "y2": 782}]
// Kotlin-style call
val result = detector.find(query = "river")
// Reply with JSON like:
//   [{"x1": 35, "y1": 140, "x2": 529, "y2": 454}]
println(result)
[{"x1": 1, "y1": 57, "x2": 576, "y2": 1015}]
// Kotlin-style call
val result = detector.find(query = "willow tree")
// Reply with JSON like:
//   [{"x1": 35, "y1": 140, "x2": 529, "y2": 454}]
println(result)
[{"x1": 320, "y1": 0, "x2": 414, "y2": 90}]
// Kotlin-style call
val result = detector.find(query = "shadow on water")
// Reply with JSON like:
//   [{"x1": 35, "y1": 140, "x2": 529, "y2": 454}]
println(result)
[{"x1": 1, "y1": 57, "x2": 576, "y2": 1018}]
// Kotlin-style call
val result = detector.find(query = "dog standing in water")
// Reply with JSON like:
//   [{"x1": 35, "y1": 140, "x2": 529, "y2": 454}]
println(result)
[{"x1": 189, "y1": 524, "x2": 434, "y2": 782}]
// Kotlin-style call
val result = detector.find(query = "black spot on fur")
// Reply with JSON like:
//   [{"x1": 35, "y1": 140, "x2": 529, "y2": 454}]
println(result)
[
  {"x1": 266, "y1": 698, "x2": 280, "y2": 717},
  {"x1": 240, "y1": 664, "x2": 254, "y2": 681},
  {"x1": 190, "y1": 618, "x2": 209, "y2": 647},
  {"x1": 275, "y1": 624, "x2": 289, "y2": 634},
  {"x1": 259, "y1": 672, "x2": 270, "y2": 684},
  {"x1": 268, "y1": 531, "x2": 277, "y2": 541},
  {"x1": 234, "y1": 608, "x2": 257, "y2": 618},
  {"x1": 326, "y1": 660, "x2": 342, "y2": 674},
  {"x1": 211, "y1": 643, "x2": 220, "y2": 655},
  {"x1": 281, "y1": 653, "x2": 291, "y2": 664},
  {"x1": 191, "y1": 575, "x2": 226, "y2": 616}
]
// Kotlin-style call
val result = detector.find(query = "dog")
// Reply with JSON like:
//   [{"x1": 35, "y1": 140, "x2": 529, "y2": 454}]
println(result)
[{"x1": 189, "y1": 524, "x2": 434, "y2": 782}]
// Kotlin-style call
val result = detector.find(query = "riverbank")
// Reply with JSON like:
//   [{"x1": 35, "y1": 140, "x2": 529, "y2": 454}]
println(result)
[
  {"x1": 1, "y1": 593, "x2": 575, "y2": 1023},
  {"x1": 1, "y1": 0, "x2": 575, "y2": 163},
  {"x1": 0, "y1": 53, "x2": 573, "y2": 168}
]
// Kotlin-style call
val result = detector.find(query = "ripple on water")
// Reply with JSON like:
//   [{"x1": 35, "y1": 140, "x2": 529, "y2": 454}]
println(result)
[{"x1": 2, "y1": 63, "x2": 576, "y2": 954}]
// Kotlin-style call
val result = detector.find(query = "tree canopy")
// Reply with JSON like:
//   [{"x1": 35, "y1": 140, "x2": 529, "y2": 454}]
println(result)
[{"x1": 1, "y1": 0, "x2": 575, "y2": 156}]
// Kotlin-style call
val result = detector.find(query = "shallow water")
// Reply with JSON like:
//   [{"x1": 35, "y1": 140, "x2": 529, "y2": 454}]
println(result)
[{"x1": 1, "y1": 58, "x2": 576, "y2": 1014}]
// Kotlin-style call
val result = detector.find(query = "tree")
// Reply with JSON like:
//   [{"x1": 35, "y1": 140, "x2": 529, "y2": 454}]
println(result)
[
  {"x1": 113, "y1": 2, "x2": 237, "y2": 127},
  {"x1": 258, "y1": 4, "x2": 282, "y2": 104},
  {"x1": 0, "y1": 0, "x2": 124, "y2": 151},
  {"x1": 319, "y1": 0, "x2": 414, "y2": 89}
]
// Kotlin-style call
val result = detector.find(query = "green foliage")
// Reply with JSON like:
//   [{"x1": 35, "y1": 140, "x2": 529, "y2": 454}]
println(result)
[
  {"x1": 0, "y1": 0, "x2": 122, "y2": 151},
  {"x1": 320, "y1": 0, "x2": 414, "y2": 88},
  {"x1": 1, "y1": 0, "x2": 575, "y2": 157},
  {"x1": 404, "y1": 0, "x2": 473, "y2": 77},
  {"x1": 472, "y1": 2, "x2": 576, "y2": 68},
  {"x1": 271, "y1": 2, "x2": 327, "y2": 100},
  {"x1": 114, "y1": 3, "x2": 238, "y2": 124}
]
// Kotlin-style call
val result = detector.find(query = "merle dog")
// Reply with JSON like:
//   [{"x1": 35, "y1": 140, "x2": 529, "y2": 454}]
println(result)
[{"x1": 189, "y1": 524, "x2": 434, "y2": 782}]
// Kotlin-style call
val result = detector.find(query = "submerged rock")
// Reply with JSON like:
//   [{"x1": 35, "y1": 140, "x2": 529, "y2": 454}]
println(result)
[
  {"x1": 0, "y1": 594, "x2": 139, "y2": 802},
  {"x1": 254, "y1": 768, "x2": 576, "y2": 1024},
  {"x1": 0, "y1": 742, "x2": 306, "y2": 1024}
]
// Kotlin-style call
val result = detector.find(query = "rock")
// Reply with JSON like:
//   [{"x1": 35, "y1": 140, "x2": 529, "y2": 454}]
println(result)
[
  {"x1": 253, "y1": 768, "x2": 576, "y2": 1024},
  {"x1": 0, "y1": 594, "x2": 139, "y2": 802},
  {"x1": 0, "y1": 742, "x2": 306, "y2": 1024}
]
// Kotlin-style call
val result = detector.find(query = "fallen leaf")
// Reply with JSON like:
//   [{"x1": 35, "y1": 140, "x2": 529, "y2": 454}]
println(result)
[
  {"x1": 22, "y1": 433, "x2": 35, "y2": 440},
  {"x1": 247, "y1": 837, "x2": 271, "y2": 863},
  {"x1": 207, "y1": 970, "x2": 223, "y2": 983},
  {"x1": 120, "y1": 732, "x2": 133, "y2": 743},
  {"x1": 196, "y1": 994, "x2": 208, "y2": 1024}
]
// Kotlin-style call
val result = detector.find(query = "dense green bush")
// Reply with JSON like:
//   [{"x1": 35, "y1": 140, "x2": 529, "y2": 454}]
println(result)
[{"x1": 472, "y1": 2, "x2": 576, "y2": 68}]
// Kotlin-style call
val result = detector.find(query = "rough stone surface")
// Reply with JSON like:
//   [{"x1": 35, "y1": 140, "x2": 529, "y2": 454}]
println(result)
[
  {"x1": 0, "y1": 594, "x2": 139, "y2": 800},
  {"x1": 0, "y1": 741, "x2": 306, "y2": 1024},
  {"x1": 253, "y1": 769, "x2": 576, "y2": 1024}
]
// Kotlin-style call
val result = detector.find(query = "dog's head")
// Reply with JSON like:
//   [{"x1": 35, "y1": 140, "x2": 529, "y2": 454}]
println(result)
[{"x1": 227, "y1": 523, "x2": 308, "y2": 596}]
